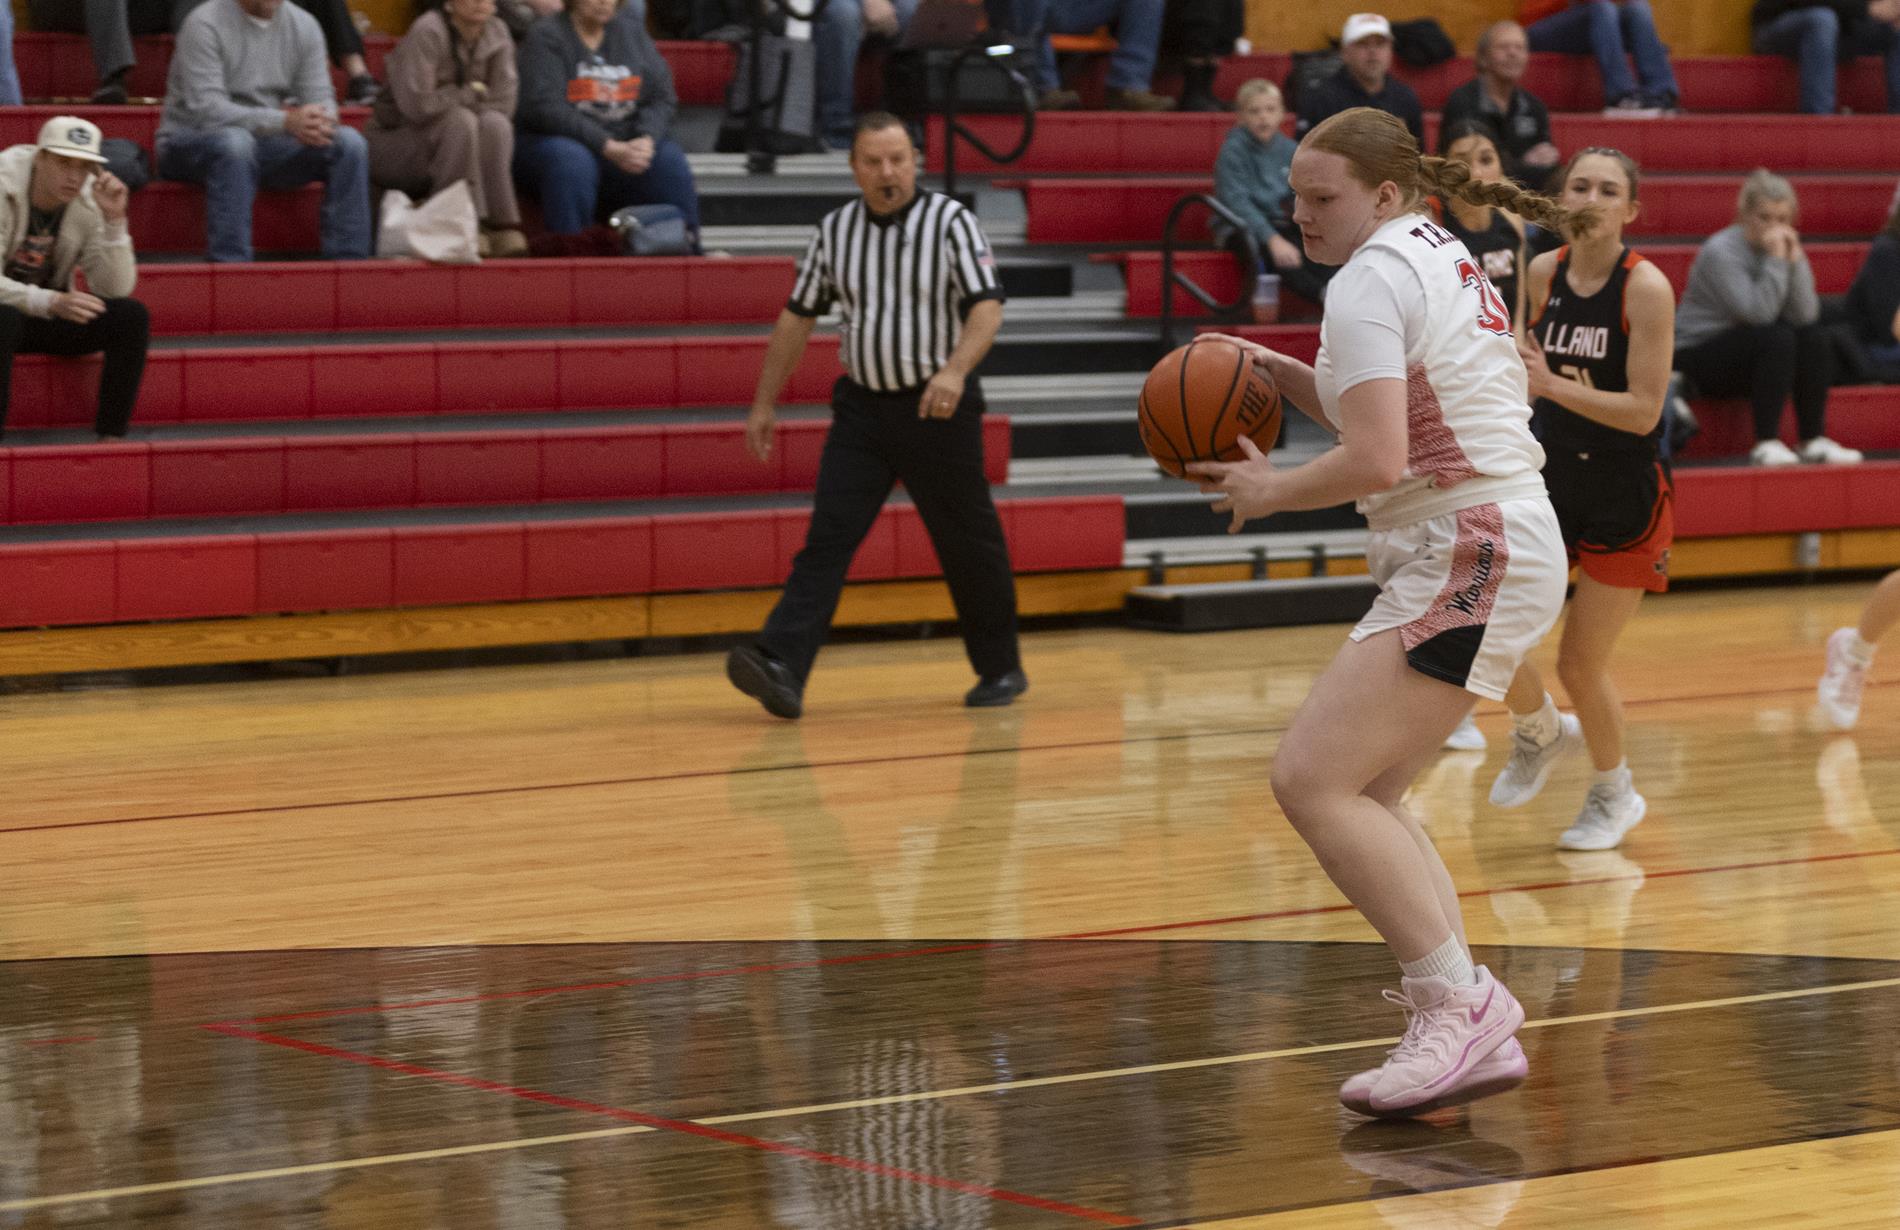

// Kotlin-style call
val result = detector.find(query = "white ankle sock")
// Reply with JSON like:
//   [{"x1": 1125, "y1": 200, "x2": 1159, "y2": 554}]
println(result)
[
  {"x1": 1591, "y1": 760, "x2": 1632, "y2": 795},
  {"x1": 1400, "y1": 934, "x2": 1477, "y2": 987},
  {"x1": 1513, "y1": 694, "x2": 1561, "y2": 745}
]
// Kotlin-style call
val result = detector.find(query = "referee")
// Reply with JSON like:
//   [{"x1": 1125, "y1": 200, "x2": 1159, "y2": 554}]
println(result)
[{"x1": 725, "y1": 112, "x2": 1026, "y2": 719}]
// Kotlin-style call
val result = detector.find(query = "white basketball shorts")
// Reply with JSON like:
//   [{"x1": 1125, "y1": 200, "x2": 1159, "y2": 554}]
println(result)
[{"x1": 1349, "y1": 496, "x2": 1568, "y2": 700}]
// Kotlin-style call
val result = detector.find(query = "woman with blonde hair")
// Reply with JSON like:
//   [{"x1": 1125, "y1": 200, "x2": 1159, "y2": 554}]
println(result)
[
  {"x1": 1674, "y1": 168, "x2": 1859, "y2": 465},
  {"x1": 1194, "y1": 106, "x2": 1594, "y2": 1117}
]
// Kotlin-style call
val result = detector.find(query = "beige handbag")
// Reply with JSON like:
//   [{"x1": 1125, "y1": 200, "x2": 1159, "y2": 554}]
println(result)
[{"x1": 375, "y1": 180, "x2": 482, "y2": 264}]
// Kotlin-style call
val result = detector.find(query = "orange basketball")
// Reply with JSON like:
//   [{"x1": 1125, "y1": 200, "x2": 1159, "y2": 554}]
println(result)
[{"x1": 1138, "y1": 337, "x2": 1282, "y2": 479}]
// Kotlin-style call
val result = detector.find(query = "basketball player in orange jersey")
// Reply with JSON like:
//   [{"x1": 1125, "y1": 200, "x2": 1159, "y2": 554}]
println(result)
[
  {"x1": 1192, "y1": 106, "x2": 1597, "y2": 1118},
  {"x1": 1487, "y1": 149, "x2": 1677, "y2": 853}
]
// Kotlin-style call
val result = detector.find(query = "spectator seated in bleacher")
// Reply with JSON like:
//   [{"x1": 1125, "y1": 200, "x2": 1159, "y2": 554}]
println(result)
[
  {"x1": 1211, "y1": 80, "x2": 1329, "y2": 306},
  {"x1": 814, "y1": 0, "x2": 919, "y2": 150},
  {"x1": 1519, "y1": 0, "x2": 1678, "y2": 115},
  {"x1": 1751, "y1": 0, "x2": 1900, "y2": 115},
  {"x1": 1162, "y1": 0, "x2": 1243, "y2": 112},
  {"x1": 27, "y1": 0, "x2": 384, "y2": 105},
  {"x1": 1013, "y1": 0, "x2": 1175, "y2": 110},
  {"x1": 0, "y1": 118, "x2": 149, "y2": 442},
  {"x1": 1295, "y1": 13, "x2": 1424, "y2": 147},
  {"x1": 1675, "y1": 169, "x2": 1862, "y2": 466},
  {"x1": 155, "y1": 0, "x2": 372, "y2": 262},
  {"x1": 368, "y1": 0, "x2": 527, "y2": 257},
  {"x1": 1433, "y1": 121, "x2": 1529, "y2": 327},
  {"x1": 514, "y1": 0, "x2": 702, "y2": 247},
  {"x1": 1841, "y1": 182, "x2": 1900, "y2": 381},
  {"x1": 1442, "y1": 20, "x2": 1561, "y2": 189}
]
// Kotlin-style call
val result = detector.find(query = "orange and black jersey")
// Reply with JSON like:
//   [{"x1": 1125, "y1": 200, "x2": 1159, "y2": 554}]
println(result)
[{"x1": 1529, "y1": 245, "x2": 1661, "y2": 455}]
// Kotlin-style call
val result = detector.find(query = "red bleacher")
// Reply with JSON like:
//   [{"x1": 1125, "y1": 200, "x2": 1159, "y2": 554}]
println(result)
[
  {"x1": 0, "y1": 418, "x2": 1012, "y2": 524},
  {"x1": 132, "y1": 257, "x2": 796, "y2": 335},
  {"x1": 0, "y1": 494, "x2": 1125, "y2": 627},
  {"x1": 930, "y1": 112, "x2": 1900, "y2": 175},
  {"x1": 1012, "y1": 172, "x2": 1897, "y2": 244},
  {"x1": 1119, "y1": 242, "x2": 1874, "y2": 318}
]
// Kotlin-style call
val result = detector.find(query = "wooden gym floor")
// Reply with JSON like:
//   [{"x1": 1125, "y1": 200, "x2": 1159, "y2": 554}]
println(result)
[{"x1": 5, "y1": 580, "x2": 1900, "y2": 1227}]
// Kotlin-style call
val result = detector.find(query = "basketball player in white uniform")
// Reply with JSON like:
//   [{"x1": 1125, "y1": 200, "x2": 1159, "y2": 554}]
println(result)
[{"x1": 1192, "y1": 106, "x2": 1595, "y2": 1118}]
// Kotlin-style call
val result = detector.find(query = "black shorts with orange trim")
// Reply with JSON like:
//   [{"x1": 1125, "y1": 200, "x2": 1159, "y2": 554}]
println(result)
[{"x1": 1543, "y1": 445, "x2": 1673, "y2": 593}]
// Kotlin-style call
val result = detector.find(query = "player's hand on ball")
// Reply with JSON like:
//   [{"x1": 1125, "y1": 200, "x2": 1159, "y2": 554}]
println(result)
[
  {"x1": 1186, "y1": 434, "x2": 1276, "y2": 533},
  {"x1": 1195, "y1": 333, "x2": 1278, "y2": 374}
]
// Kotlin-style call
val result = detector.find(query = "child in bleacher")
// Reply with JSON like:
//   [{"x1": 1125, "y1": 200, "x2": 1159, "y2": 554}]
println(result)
[{"x1": 1212, "y1": 80, "x2": 1329, "y2": 308}]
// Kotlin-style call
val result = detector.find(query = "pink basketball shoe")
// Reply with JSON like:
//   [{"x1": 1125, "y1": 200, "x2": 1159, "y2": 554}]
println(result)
[{"x1": 1337, "y1": 966, "x2": 1527, "y2": 1118}]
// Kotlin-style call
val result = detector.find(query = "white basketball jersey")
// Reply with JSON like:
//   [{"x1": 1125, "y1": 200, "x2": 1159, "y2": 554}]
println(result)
[{"x1": 1313, "y1": 213, "x2": 1547, "y2": 529}]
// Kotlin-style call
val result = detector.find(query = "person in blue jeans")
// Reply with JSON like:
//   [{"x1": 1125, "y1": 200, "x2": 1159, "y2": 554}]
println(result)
[
  {"x1": 0, "y1": 4, "x2": 21, "y2": 106},
  {"x1": 154, "y1": 0, "x2": 371, "y2": 262},
  {"x1": 815, "y1": 0, "x2": 921, "y2": 150},
  {"x1": 1520, "y1": 0, "x2": 1679, "y2": 114},
  {"x1": 514, "y1": 0, "x2": 701, "y2": 245},
  {"x1": 1751, "y1": 0, "x2": 1900, "y2": 115},
  {"x1": 1012, "y1": 0, "x2": 1174, "y2": 110}
]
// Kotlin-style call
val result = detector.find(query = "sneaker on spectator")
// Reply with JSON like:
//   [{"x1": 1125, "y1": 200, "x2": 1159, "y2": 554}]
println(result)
[
  {"x1": 1800, "y1": 436, "x2": 1863, "y2": 464},
  {"x1": 481, "y1": 225, "x2": 528, "y2": 258},
  {"x1": 90, "y1": 78, "x2": 130, "y2": 105},
  {"x1": 1817, "y1": 627, "x2": 1872, "y2": 731},
  {"x1": 345, "y1": 74, "x2": 382, "y2": 104},
  {"x1": 1037, "y1": 88, "x2": 1083, "y2": 110},
  {"x1": 1750, "y1": 438, "x2": 1801, "y2": 466},
  {"x1": 1106, "y1": 87, "x2": 1175, "y2": 111},
  {"x1": 1602, "y1": 95, "x2": 1663, "y2": 117}
]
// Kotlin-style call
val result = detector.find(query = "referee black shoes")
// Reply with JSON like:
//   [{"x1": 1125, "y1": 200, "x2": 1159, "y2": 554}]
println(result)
[
  {"x1": 726, "y1": 645, "x2": 803, "y2": 720},
  {"x1": 964, "y1": 670, "x2": 1028, "y2": 708}
]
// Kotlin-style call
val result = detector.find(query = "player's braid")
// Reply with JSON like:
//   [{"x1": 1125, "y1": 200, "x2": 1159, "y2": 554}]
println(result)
[{"x1": 1419, "y1": 154, "x2": 1600, "y2": 238}]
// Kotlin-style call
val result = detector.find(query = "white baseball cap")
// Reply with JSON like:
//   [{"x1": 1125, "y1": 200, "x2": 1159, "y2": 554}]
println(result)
[
  {"x1": 36, "y1": 116, "x2": 109, "y2": 164},
  {"x1": 1341, "y1": 13, "x2": 1393, "y2": 45}
]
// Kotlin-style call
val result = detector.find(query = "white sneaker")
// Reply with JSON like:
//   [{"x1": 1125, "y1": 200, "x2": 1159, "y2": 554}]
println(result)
[
  {"x1": 1489, "y1": 712, "x2": 1582, "y2": 807},
  {"x1": 1817, "y1": 627, "x2": 1872, "y2": 731},
  {"x1": 1443, "y1": 714, "x2": 1487, "y2": 751},
  {"x1": 1751, "y1": 439, "x2": 1801, "y2": 466},
  {"x1": 1800, "y1": 436, "x2": 1864, "y2": 465},
  {"x1": 1602, "y1": 97, "x2": 1664, "y2": 118},
  {"x1": 1557, "y1": 783, "x2": 1647, "y2": 851}
]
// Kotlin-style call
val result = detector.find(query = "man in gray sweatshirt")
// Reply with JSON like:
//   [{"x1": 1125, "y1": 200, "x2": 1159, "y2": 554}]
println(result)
[{"x1": 155, "y1": 0, "x2": 370, "y2": 262}]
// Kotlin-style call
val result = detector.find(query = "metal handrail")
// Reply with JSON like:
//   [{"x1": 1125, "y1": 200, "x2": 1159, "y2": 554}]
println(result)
[
  {"x1": 940, "y1": 43, "x2": 1036, "y2": 198},
  {"x1": 1159, "y1": 193, "x2": 1261, "y2": 350},
  {"x1": 741, "y1": 0, "x2": 833, "y2": 173}
]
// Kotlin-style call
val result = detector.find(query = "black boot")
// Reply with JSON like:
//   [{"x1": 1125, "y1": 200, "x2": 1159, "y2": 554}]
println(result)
[{"x1": 1178, "y1": 61, "x2": 1222, "y2": 112}]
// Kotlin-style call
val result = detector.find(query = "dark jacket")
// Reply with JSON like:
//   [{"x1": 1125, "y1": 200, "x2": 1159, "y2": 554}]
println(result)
[
  {"x1": 1440, "y1": 78, "x2": 1551, "y2": 166},
  {"x1": 1846, "y1": 233, "x2": 1900, "y2": 345},
  {"x1": 1295, "y1": 65, "x2": 1424, "y2": 148},
  {"x1": 516, "y1": 9, "x2": 678, "y2": 151}
]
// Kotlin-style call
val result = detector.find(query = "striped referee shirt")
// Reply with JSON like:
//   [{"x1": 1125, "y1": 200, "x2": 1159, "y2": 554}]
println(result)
[{"x1": 787, "y1": 191, "x2": 1006, "y2": 393}]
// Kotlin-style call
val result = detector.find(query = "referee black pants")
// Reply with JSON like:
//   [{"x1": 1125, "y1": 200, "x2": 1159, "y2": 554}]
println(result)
[{"x1": 759, "y1": 376, "x2": 1021, "y2": 686}]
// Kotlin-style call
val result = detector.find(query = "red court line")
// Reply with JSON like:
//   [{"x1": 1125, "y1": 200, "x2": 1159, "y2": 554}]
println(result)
[
  {"x1": 203, "y1": 1023, "x2": 1140, "y2": 1226},
  {"x1": 24, "y1": 1035, "x2": 98, "y2": 1047},
  {"x1": 5, "y1": 674, "x2": 1877, "y2": 837},
  {"x1": 214, "y1": 844, "x2": 1900, "y2": 1027}
]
